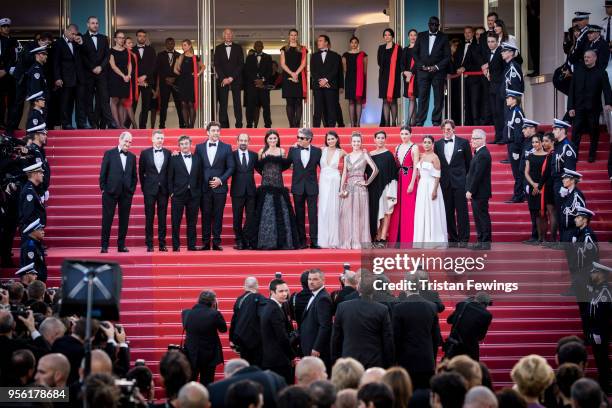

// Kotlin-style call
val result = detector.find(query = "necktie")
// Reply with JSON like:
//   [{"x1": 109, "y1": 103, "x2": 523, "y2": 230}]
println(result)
[
  {"x1": 154, "y1": 149, "x2": 163, "y2": 153},
  {"x1": 607, "y1": 18, "x2": 611, "y2": 42},
  {"x1": 183, "y1": 154, "x2": 191, "y2": 159},
  {"x1": 209, "y1": 143, "x2": 217, "y2": 147},
  {"x1": 444, "y1": 138, "x2": 453, "y2": 144},
  {"x1": 241, "y1": 152, "x2": 247, "y2": 167}
]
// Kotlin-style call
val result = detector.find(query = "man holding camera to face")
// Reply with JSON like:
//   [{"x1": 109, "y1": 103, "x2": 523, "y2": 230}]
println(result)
[{"x1": 444, "y1": 291, "x2": 493, "y2": 361}]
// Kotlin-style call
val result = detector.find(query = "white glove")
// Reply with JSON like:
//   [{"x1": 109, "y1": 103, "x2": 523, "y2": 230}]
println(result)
[
  {"x1": 43, "y1": 191, "x2": 49, "y2": 202},
  {"x1": 512, "y1": 153, "x2": 519, "y2": 161}
]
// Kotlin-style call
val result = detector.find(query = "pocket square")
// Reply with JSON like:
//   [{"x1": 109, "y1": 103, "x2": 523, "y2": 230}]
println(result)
[{"x1": 457, "y1": 149, "x2": 463, "y2": 152}]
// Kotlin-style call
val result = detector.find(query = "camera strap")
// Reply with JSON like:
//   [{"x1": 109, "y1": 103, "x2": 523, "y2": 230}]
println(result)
[{"x1": 449, "y1": 301, "x2": 471, "y2": 342}]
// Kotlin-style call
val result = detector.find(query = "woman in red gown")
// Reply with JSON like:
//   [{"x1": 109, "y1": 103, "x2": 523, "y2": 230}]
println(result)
[{"x1": 388, "y1": 125, "x2": 419, "y2": 247}]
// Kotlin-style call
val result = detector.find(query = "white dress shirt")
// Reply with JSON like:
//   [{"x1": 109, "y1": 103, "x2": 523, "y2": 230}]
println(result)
[
  {"x1": 207, "y1": 141, "x2": 218, "y2": 165},
  {"x1": 89, "y1": 31, "x2": 98, "y2": 50},
  {"x1": 182, "y1": 153, "x2": 192, "y2": 174},
  {"x1": 306, "y1": 286, "x2": 324, "y2": 310},
  {"x1": 168, "y1": 52, "x2": 174, "y2": 65},
  {"x1": 321, "y1": 49, "x2": 328, "y2": 63},
  {"x1": 428, "y1": 32, "x2": 437, "y2": 54},
  {"x1": 239, "y1": 149, "x2": 249, "y2": 166},
  {"x1": 443, "y1": 137, "x2": 455, "y2": 164},
  {"x1": 153, "y1": 148, "x2": 164, "y2": 173},
  {"x1": 225, "y1": 42, "x2": 232, "y2": 59},
  {"x1": 300, "y1": 146, "x2": 311, "y2": 168},
  {"x1": 118, "y1": 147, "x2": 127, "y2": 171},
  {"x1": 138, "y1": 45, "x2": 144, "y2": 58}
]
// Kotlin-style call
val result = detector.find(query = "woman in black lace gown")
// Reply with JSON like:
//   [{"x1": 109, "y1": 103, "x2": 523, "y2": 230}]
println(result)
[{"x1": 254, "y1": 130, "x2": 299, "y2": 249}]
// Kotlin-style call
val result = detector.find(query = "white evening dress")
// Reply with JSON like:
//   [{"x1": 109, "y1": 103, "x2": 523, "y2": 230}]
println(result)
[
  {"x1": 317, "y1": 148, "x2": 341, "y2": 248},
  {"x1": 413, "y1": 160, "x2": 448, "y2": 247}
]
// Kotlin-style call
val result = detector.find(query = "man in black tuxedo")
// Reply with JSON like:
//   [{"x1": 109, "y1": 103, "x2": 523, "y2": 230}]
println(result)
[
  {"x1": 138, "y1": 130, "x2": 171, "y2": 252},
  {"x1": 412, "y1": 16, "x2": 450, "y2": 126},
  {"x1": 393, "y1": 276, "x2": 442, "y2": 390},
  {"x1": 155, "y1": 38, "x2": 184, "y2": 128},
  {"x1": 466, "y1": 129, "x2": 492, "y2": 250},
  {"x1": 311, "y1": 35, "x2": 342, "y2": 127},
  {"x1": 482, "y1": 33, "x2": 505, "y2": 144},
  {"x1": 214, "y1": 29, "x2": 244, "y2": 128},
  {"x1": 260, "y1": 279, "x2": 294, "y2": 385},
  {"x1": 231, "y1": 133, "x2": 257, "y2": 250},
  {"x1": 456, "y1": 26, "x2": 483, "y2": 125},
  {"x1": 99, "y1": 132, "x2": 136, "y2": 253},
  {"x1": 229, "y1": 277, "x2": 266, "y2": 366},
  {"x1": 299, "y1": 269, "x2": 333, "y2": 369},
  {"x1": 434, "y1": 120, "x2": 472, "y2": 246},
  {"x1": 331, "y1": 275, "x2": 394, "y2": 369},
  {"x1": 287, "y1": 128, "x2": 322, "y2": 248},
  {"x1": 445, "y1": 293, "x2": 493, "y2": 361},
  {"x1": 54, "y1": 24, "x2": 88, "y2": 130},
  {"x1": 195, "y1": 121, "x2": 235, "y2": 250},
  {"x1": 168, "y1": 135, "x2": 201, "y2": 251},
  {"x1": 244, "y1": 41, "x2": 273, "y2": 128},
  {"x1": 80, "y1": 16, "x2": 116, "y2": 128},
  {"x1": 132, "y1": 30, "x2": 157, "y2": 129}
]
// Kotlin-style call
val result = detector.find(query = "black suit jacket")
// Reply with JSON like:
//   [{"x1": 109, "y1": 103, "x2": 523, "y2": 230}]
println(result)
[
  {"x1": 195, "y1": 140, "x2": 235, "y2": 194},
  {"x1": 466, "y1": 146, "x2": 492, "y2": 199},
  {"x1": 447, "y1": 300, "x2": 492, "y2": 361},
  {"x1": 412, "y1": 31, "x2": 451, "y2": 75},
  {"x1": 568, "y1": 63, "x2": 612, "y2": 111},
  {"x1": 53, "y1": 38, "x2": 83, "y2": 87},
  {"x1": 434, "y1": 136, "x2": 472, "y2": 190},
  {"x1": 231, "y1": 150, "x2": 257, "y2": 197},
  {"x1": 310, "y1": 50, "x2": 342, "y2": 89},
  {"x1": 155, "y1": 49, "x2": 180, "y2": 83},
  {"x1": 260, "y1": 300, "x2": 294, "y2": 368},
  {"x1": 168, "y1": 153, "x2": 202, "y2": 198},
  {"x1": 184, "y1": 303, "x2": 227, "y2": 366},
  {"x1": 51, "y1": 335, "x2": 84, "y2": 385},
  {"x1": 299, "y1": 288, "x2": 333, "y2": 361},
  {"x1": 486, "y1": 47, "x2": 504, "y2": 92},
  {"x1": 331, "y1": 297, "x2": 395, "y2": 368},
  {"x1": 243, "y1": 52, "x2": 273, "y2": 87},
  {"x1": 207, "y1": 366, "x2": 287, "y2": 408},
  {"x1": 393, "y1": 294, "x2": 441, "y2": 374},
  {"x1": 80, "y1": 32, "x2": 111, "y2": 75},
  {"x1": 288, "y1": 146, "x2": 321, "y2": 195},
  {"x1": 214, "y1": 43, "x2": 244, "y2": 85},
  {"x1": 458, "y1": 40, "x2": 482, "y2": 72},
  {"x1": 99, "y1": 148, "x2": 137, "y2": 196},
  {"x1": 133, "y1": 45, "x2": 156, "y2": 84},
  {"x1": 229, "y1": 291, "x2": 266, "y2": 348},
  {"x1": 139, "y1": 147, "x2": 171, "y2": 196}
]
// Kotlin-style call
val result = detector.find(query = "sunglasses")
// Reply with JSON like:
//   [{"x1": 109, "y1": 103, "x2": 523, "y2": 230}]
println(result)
[{"x1": 297, "y1": 136, "x2": 308, "y2": 140}]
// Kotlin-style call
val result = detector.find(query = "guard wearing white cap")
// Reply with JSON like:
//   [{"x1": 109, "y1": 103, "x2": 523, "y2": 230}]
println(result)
[
  {"x1": 551, "y1": 119, "x2": 577, "y2": 219},
  {"x1": 503, "y1": 89, "x2": 525, "y2": 203},
  {"x1": 569, "y1": 11, "x2": 592, "y2": 66},
  {"x1": 585, "y1": 261, "x2": 611, "y2": 393},
  {"x1": 569, "y1": 206, "x2": 598, "y2": 298},
  {"x1": 19, "y1": 218, "x2": 46, "y2": 282},
  {"x1": 19, "y1": 162, "x2": 46, "y2": 233},
  {"x1": 24, "y1": 95, "x2": 50, "y2": 196},
  {"x1": 24, "y1": 45, "x2": 49, "y2": 108},
  {"x1": 587, "y1": 25, "x2": 610, "y2": 70},
  {"x1": 559, "y1": 169, "x2": 586, "y2": 242},
  {"x1": 0, "y1": 17, "x2": 18, "y2": 130},
  {"x1": 500, "y1": 42, "x2": 524, "y2": 94},
  {"x1": 15, "y1": 262, "x2": 38, "y2": 287}
]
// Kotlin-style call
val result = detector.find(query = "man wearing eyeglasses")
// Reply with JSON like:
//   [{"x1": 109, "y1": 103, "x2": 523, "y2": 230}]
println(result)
[{"x1": 287, "y1": 128, "x2": 322, "y2": 249}]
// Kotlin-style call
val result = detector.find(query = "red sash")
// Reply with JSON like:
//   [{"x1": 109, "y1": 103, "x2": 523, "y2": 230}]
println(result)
[
  {"x1": 192, "y1": 55, "x2": 199, "y2": 109},
  {"x1": 386, "y1": 44, "x2": 399, "y2": 102},
  {"x1": 355, "y1": 51, "x2": 366, "y2": 104},
  {"x1": 407, "y1": 57, "x2": 415, "y2": 98},
  {"x1": 124, "y1": 50, "x2": 138, "y2": 107},
  {"x1": 540, "y1": 154, "x2": 549, "y2": 217},
  {"x1": 300, "y1": 47, "x2": 308, "y2": 99}
]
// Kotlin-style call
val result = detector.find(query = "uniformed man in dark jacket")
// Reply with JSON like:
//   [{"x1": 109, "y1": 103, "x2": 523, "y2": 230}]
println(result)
[
  {"x1": 19, "y1": 162, "x2": 46, "y2": 230},
  {"x1": 559, "y1": 169, "x2": 586, "y2": 243},
  {"x1": 568, "y1": 206, "x2": 598, "y2": 301},
  {"x1": 586, "y1": 25, "x2": 610, "y2": 70},
  {"x1": 585, "y1": 262, "x2": 611, "y2": 394},
  {"x1": 24, "y1": 94, "x2": 50, "y2": 195},
  {"x1": 229, "y1": 277, "x2": 266, "y2": 366},
  {"x1": 24, "y1": 45, "x2": 49, "y2": 104},
  {"x1": 503, "y1": 89, "x2": 525, "y2": 203},
  {"x1": 0, "y1": 17, "x2": 18, "y2": 131},
  {"x1": 445, "y1": 292, "x2": 493, "y2": 361},
  {"x1": 500, "y1": 42, "x2": 524, "y2": 94},
  {"x1": 19, "y1": 218, "x2": 46, "y2": 282},
  {"x1": 568, "y1": 12, "x2": 591, "y2": 66}
]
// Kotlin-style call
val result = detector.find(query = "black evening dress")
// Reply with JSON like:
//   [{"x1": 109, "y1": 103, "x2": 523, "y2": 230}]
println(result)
[
  {"x1": 108, "y1": 48, "x2": 130, "y2": 98},
  {"x1": 366, "y1": 150, "x2": 398, "y2": 240},
  {"x1": 377, "y1": 44, "x2": 402, "y2": 100},
  {"x1": 343, "y1": 51, "x2": 367, "y2": 101},
  {"x1": 254, "y1": 154, "x2": 299, "y2": 250},
  {"x1": 177, "y1": 55, "x2": 199, "y2": 103},
  {"x1": 526, "y1": 153, "x2": 547, "y2": 211},
  {"x1": 281, "y1": 46, "x2": 306, "y2": 99}
]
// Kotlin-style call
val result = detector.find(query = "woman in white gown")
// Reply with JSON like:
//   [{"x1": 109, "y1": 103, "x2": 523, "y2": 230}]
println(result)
[
  {"x1": 318, "y1": 131, "x2": 346, "y2": 248},
  {"x1": 413, "y1": 135, "x2": 448, "y2": 247}
]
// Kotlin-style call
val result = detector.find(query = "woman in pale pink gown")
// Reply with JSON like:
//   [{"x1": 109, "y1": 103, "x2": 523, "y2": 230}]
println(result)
[
  {"x1": 338, "y1": 133, "x2": 379, "y2": 249},
  {"x1": 388, "y1": 125, "x2": 419, "y2": 247}
]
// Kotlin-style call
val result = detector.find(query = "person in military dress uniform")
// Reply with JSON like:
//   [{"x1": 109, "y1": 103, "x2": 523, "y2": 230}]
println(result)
[
  {"x1": 24, "y1": 45, "x2": 49, "y2": 106},
  {"x1": 585, "y1": 262, "x2": 611, "y2": 394},
  {"x1": 550, "y1": 119, "x2": 578, "y2": 242},
  {"x1": 559, "y1": 169, "x2": 586, "y2": 243},
  {"x1": 19, "y1": 162, "x2": 46, "y2": 232},
  {"x1": 568, "y1": 12, "x2": 592, "y2": 67},
  {"x1": 569, "y1": 206, "x2": 598, "y2": 300},
  {"x1": 503, "y1": 89, "x2": 525, "y2": 203},
  {"x1": 586, "y1": 24, "x2": 610, "y2": 70},
  {"x1": 14, "y1": 262, "x2": 38, "y2": 289},
  {"x1": 500, "y1": 42, "x2": 524, "y2": 94},
  {"x1": 24, "y1": 93, "x2": 50, "y2": 197},
  {"x1": 19, "y1": 218, "x2": 46, "y2": 283}
]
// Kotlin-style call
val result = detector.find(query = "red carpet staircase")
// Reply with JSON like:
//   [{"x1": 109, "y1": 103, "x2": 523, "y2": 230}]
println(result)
[{"x1": 8, "y1": 126, "x2": 612, "y2": 390}]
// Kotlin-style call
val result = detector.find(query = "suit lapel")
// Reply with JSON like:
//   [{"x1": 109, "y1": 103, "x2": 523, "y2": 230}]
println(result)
[{"x1": 450, "y1": 138, "x2": 460, "y2": 163}]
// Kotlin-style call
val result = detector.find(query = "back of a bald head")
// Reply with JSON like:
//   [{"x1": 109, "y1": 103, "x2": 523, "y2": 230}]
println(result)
[
  {"x1": 90, "y1": 349, "x2": 113, "y2": 374},
  {"x1": 43, "y1": 353, "x2": 71, "y2": 380},
  {"x1": 224, "y1": 358, "x2": 249, "y2": 378},
  {"x1": 178, "y1": 381, "x2": 210, "y2": 408},
  {"x1": 359, "y1": 367, "x2": 386, "y2": 387},
  {"x1": 464, "y1": 385, "x2": 498, "y2": 408},
  {"x1": 244, "y1": 277, "x2": 258, "y2": 291}
]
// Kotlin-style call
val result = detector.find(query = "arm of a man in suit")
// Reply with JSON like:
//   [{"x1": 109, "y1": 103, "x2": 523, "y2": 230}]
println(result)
[
  {"x1": 312, "y1": 295, "x2": 333, "y2": 353},
  {"x1": 220, "y1": 146, "x2": 235, "y2": 184},
  {"x1": 216, "y1": 311, "x2": 228, "y2": 333},
  {"x1": 463, "y1": 140, "x2": 472, "y2": 174},
  {"x1": 99, "y1": 37, "x2": 110, "y2": 69},
  {"x1": 167, "y1": 158, "x2": 175, "y2": 196},
  {"x1": 271, "y1": 309, "x2": 293, "y2": 358},
  {"x1": 214, "y1": 47, "x2": 227, "y2": 79},
  {"x1": 232, "y1": 46, "x2": 244, "y2": 80},
  {"x1": 432, "y1": 313, "x2": 442, "y2": 353},
  {"x1": 412, "y1": 36, "x2": 423, "y2": 71},
  {"x1": 603, "y1": 71, "x2": 612, "y2": 106},
  {"x1": 381, "y1": 310, "x2": 395, "y2": 368},
  {"x1": 53, "y1": 46, "x2": 62, "y2": 82},
  {"x1": 466, "y1": 156, "x2": 483, "y2": 194},
  {"x1": 81, "y1": 39, "x2": 95, "y2": 71},
  {"x1": 437, "y1": 36, "x2": 451, "y2": 72},
  {"x1": 138, "y1": 153, "x2": 146, "y2": 193},
  {"x1": 99, "y1": 151, "x2": 109, "y2": 192},
  {"x1": 392, "y1": 308, "x2": 403, "y2": 359},
  {"x1": 330, "y1": 306, "x2": 343, "y2": 361},
  {"x1": 130, "y1": 155, "x2": 137, "y2": 194}
]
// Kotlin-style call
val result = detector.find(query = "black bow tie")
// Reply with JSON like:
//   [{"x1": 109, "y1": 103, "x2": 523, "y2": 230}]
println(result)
[
  {"x1": 466, "y1": 40, "x2": 472, "y2": 44},
  {"x1": 154, "y1": 149, "x2": 163, "y2": 153},
  {"x1": 90, "y1": 33, "x2": 98, "y2": 37},
  {"x1": 225, "y1": 43, "x2": 232, "y2": 47},
  {"x1": 255, "y1": 53, "x2": 262, "y2": 57},
  {"x1": 120, "y1": 150, "x2": 127, "y2": 155},
  {"x1": 321, "y1": 49, "x2": 328, "y2": 52},
  {"x1": 429, "y1": 32, "x2": 438, "y2": 36},
  {"x1": 444, "y1": 138, "x2": 454, "y2": 144},
  {"x1": 209, "y1": 143, "x2": 217, "y2": 147},
  {"x1": 299, "y1": 146, "x2": 310, "y2": 151},
  {"x1": 183, "y1": 154, "x2": 191, "y2": 159}
]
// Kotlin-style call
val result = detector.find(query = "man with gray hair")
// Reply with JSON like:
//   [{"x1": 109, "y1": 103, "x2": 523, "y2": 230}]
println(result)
[
  {"x1": 229, "y1": 277, "x2": 265, "y2": 366},
  {"x1": 99, "y1": 131, "x2": 137, "y2": 253},
  {"x1": 287, "y1": 128, "x2": 322, "y2": 248},
  {"x1": 32, "y1": 316, "x2": 66, "y2": 355},
  {"x1": 178, "y1": 381, "x2": 211, "y2": 408},
  {"x1": 465, "y1": 129, "x2": 492, "y2": 250},
  {"x1": 331, "y1": 269, "x2": 360, "y2": 310},
  {"x1": 223, "y1": 358, "x2": 249, "y2": 378},
  {"x1": 296, "y1": 356, "x2": 327, "y2": 386},
  {"x1": 463, "y1": 385, "x2": 498, "y2": 408}
]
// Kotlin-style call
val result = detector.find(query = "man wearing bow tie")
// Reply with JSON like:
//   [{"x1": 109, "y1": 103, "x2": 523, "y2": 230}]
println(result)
[
  {"x1": 243, "y1": 41, "x2": 273, "y2": 128},
  {"x1": 80, "y1": 16, "x2": 117, "y2": 129},
  {"x1": 214, "y1": 29, "x2": 244, "y2": 128},
  {"x1": 434, "y1": 120, "x2": 472, "y2": 246},
  {"x1": 168, "y1": 135, "x2": 202, "y2": 251},
  {"x1": 412, "y1": 16, "x2": 450, "y2": 126},
  {"x1": 154, "y1": 38, "x2": 184, "y2": 128},
  {"x1": 311, "y1": 35, "x2": 341, "y2": 127},
  {"x1": 132, "y1": 30, "x2": 157, "y2": 129},
  {"x1": 456, "y1": 26, "x2": 484, "y2": 125},
  {"x1": 195, "y1": 121, "x2": 235, "y2": 250},
  {"x1": 99, "y1": 132, "x2": 137, "y2": 253},
  {"x1": 139, "y1": 130, "x2": 171, "y2": 251}
]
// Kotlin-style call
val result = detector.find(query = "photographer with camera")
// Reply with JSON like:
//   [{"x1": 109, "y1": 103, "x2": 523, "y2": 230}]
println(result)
[{"x1": 444, "y1": 292, "x2": 493, "y2": 362}]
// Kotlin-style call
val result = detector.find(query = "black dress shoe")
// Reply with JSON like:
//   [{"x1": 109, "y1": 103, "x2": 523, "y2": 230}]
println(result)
[
  {"x1": 310, "y1": 243, "x2": 322, "y2": 249},
  {"x1": 79, "y1": 124, "x2": 93, "y2": 129},
  {"x1": 100, "y1": 247, "x2": 108, "y2": 253},
  {"x1": 212, "y1": 245, "x2": 223, "y2": 251},
  {"x1": 173, "y1": 247, "x2": 180, "y2": 252},
  {"x1": 298, "y1": 244, "x2": 308, "y2": 249},
  {"x1": 159, "y1": 245, "x2": 168, "y2": 252},
  {"x1": 62, "y1": 125, "x2": 75, "y2": 130},
  {"x1": 118, "y1": 247, "x2": 129, "y2": 253},
  {"x1": 233, "y1": 244, "x2": 245, "y2": 250},
  {"x1": 200, "y1": 244, "x2": 211, "y2": 251},
  {"x1": 500, "y1": 159, "x2": 510, "y2": 164},
  {"x1": 187, "y1": 247, "x2": 198, "y2": 251},
  {"x1": 147, "y1": 246, "x2": 154, "y2": 252}
]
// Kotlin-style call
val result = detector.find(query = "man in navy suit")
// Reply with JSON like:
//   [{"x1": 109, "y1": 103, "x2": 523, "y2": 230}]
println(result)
[
  {"x1": 231, "y1": 133, "x2": 257, "y2": 250},
  {"x1": 168, "y1": 136, "x2": 202, "y2": 251},
  {"x1": 99, "y1": 132, "x2": 137, "y2": 253},
  {"x1": 139, "y1": 130, "x2": 171, "y2": 251},
  {"x1": 195, "y1": 121, "x2": 235, "y2": 250},
  {"x1": 434, "y1": 120, "x2": 472, "y2": 246}
]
